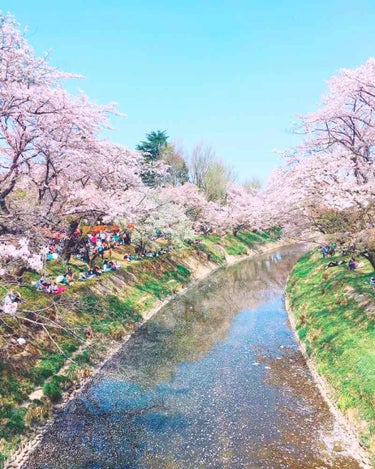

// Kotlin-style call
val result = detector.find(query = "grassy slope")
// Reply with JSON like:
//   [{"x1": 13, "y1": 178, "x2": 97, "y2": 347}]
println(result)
[
  {"x1": 286, "y1": 248, "x2": 375, "y2": 458},
  {"x1": 0, "y1": 229, "x2": 279, "y2": 464}
]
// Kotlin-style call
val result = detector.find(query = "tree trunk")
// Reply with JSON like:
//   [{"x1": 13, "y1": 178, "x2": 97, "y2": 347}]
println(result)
[
  {"x1": 62, "y1": 220, "x2": 80, "y2": 263},
  {"x1": 363, "y1": 249, "x2": 375, "y2": 270}
]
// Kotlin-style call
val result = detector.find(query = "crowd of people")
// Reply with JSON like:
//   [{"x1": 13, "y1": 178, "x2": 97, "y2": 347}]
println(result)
[
  {"x1": 45, "y1": 227, "x2": 132, "y2": 264},
  {"x1": 124, "y1": 246, "x2": 173, "y2": 261},
  {"x1": 2, "y1": 227, "x2": 374, "y2": 314},
  {"x1": 34, "y1": 225, "x2": 174, "y2": 296},
  {"x1": 78, "y1": 259, "x2": 122, "y2": 280},
  {"x1": 34, "y1": 273, "x2": 69, "y2": 294},
  {"x1": 320, "y1": 243, "x2": 368, "y2": 272}
]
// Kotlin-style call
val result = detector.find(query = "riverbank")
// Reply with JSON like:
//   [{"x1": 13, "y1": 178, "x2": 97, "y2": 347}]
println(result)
[
  {"x1": 2, "y1": 230, "x2": 282, "y2": 468},
  {"x1": 285, "y1": 247, "x2": 375, "y2": 467}
]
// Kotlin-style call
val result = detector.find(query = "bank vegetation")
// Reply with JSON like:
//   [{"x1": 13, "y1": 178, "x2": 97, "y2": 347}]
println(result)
[{"x1": 286, "y1": 249, "x2": 375, "y2": 463}]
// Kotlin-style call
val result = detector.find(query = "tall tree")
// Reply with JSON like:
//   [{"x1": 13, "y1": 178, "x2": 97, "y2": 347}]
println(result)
[
  {"x1": 160, "y1": 143, "x2": 189, "y2": 186},
  {"x1": 136, "y1": 130, "x2": 169, "y2": 161},
  {"x1": 262, "y1": 58, "x2": 375, "y2": 266},
  {"x1": 300, "y1": 58, "x2": 375, "y2": 187},
  {"x1": 0, "y1": 13, "x2": 115, "y2": 233},
  {"x1": 136, "y1": 130, "x2": 169, "y2": 186},
  {"x1": 188, "y1": 142, "x2": 236, "y2": 201}
]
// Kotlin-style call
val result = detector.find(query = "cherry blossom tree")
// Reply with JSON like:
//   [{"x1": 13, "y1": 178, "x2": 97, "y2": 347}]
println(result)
[
  {"x1": 113, "y1": 185, "x2": 194, "y2": 252},
  {"x1": 223, "y1": 183, "x2": 260, "y2": 235},
  {"x1": 0, "y1": 237, "x2": 43, "y2": 279},
  {"x1": 295, "y1": 59, "x2": 375, "y2": 215},
  {"x1": 0, "y1": 15, "x2": 110, "y2": 221},
  {"x1": 0, "y1": 11, "x2": 273, "y2": 280},
  {"x1": 0, "y1": 14, "x2": 157, "y2": 265},
  {"x1": 262, "y1": 59, "x2": 375, "y2": 266},
  {"x1": 301, "y1": 58, "x2": 375, "y2": 186},
  {"x1": 159, "y1": 183, "x2": 226, "y2": 234}
]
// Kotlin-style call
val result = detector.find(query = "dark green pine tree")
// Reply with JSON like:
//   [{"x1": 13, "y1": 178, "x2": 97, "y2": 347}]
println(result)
[{"x1": 136, "y1": 130, "x2": 169, "y2": 161}]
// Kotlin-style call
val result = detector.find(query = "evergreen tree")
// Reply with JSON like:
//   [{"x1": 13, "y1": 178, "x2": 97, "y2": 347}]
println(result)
[{"x1": 136, "y1": 130, "x2": 169, "y2": 161}]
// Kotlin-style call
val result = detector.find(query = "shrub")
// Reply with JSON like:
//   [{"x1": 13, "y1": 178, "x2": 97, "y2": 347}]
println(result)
[
  {"x1": 31, "y1": 355, "x2": 65, "y2": 384},
  {"x1": 5, "y1": 408, "x2": 28, "y2": 436},
  {"x1": 75, "y1": 350, "x2": 91, "y2": 365},
  {"x1": 43, "y1": 377, "x2": 63, "y2": 402}
]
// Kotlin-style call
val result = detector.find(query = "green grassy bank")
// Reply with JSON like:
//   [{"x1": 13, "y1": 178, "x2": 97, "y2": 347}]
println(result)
[
  {"x1": 0, "y1": 229, "x2": 279, "y2": 465},
  {"x1": 286, "y1": 248, "x2": 375, "y2": 460}
]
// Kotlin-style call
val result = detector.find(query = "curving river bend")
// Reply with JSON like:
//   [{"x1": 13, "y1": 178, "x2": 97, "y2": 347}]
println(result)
[{"x1": 23, "y1": 245, "x2": 365, "y2": 468}]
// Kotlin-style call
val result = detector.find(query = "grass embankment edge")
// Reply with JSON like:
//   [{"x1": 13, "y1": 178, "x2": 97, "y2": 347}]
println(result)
[{"x1": 285, "y1": 249, "x2": 374, "y2": 468}]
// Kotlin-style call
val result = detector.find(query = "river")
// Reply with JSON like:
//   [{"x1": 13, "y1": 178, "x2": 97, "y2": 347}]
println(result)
[{"x1": 22, "y1": 245, "x2": 365, "y2": 468}]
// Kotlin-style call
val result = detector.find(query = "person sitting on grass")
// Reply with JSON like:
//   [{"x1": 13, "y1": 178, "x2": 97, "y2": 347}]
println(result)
[
  {"x1": 48, "y1": 282, "x2": 67, "y2": 295},
  {"x1": 78, "y1": 272, "x2": 87, "y2": 281},
  {"x1": 86, "y1": 268, "x2": 95, "y2": 279},
  {"x1": 34, "y1": 275, "x2": 49, "y2": 290},
  {"x1": 110, "y1": 260, "x2": 121, "y2": 270},
  {"x1": 65, "y1": 267, "x2": 75, "y2": 281},
  {"x1": 348, "y1": 257, "x2": 364, "y2": 270},
  {"x1": 41, "y1": 278, "x2": 51, "y2": 290},
  {"x1": 6, "y1": 289, "x2": 23, "y2": 304},
  {"x1": 325, "y1": 260, "x2": 346, "y2": 269},
  {"x1": 56, "y1": 274, "x2": 68, "y2": 285},
  {"x1": 93, "y1": 264, "x2": 103, "y2": 276}
]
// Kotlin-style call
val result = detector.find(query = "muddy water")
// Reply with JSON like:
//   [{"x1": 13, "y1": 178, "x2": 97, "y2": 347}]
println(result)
[{"x1": 24, "y1": 245, "x2": 363, "y2": 468}]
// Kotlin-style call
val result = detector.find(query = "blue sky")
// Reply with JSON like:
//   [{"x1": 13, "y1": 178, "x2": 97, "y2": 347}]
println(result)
[{"x1": 2, "y1": 0, "x2": 375, "y2": 183}]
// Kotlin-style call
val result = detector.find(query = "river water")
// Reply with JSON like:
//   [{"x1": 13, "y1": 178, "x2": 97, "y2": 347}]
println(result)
[{"x1": 23, "y1": 245, "x2": 364, "y2": 468}]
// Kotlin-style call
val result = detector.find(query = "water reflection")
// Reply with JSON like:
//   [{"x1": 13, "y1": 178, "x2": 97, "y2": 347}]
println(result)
[{"x1": 24, "y1": 245, "x2": 362, "y2": 468}]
